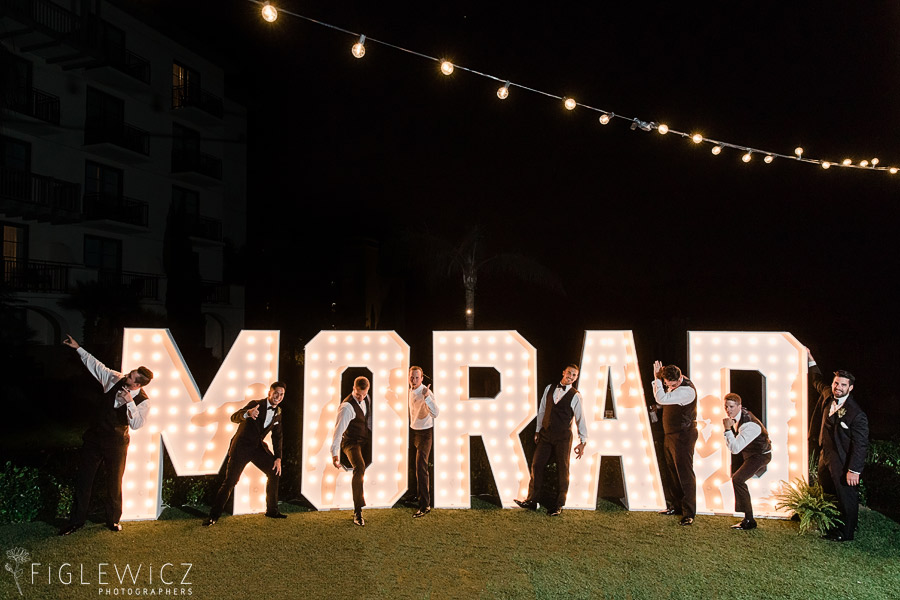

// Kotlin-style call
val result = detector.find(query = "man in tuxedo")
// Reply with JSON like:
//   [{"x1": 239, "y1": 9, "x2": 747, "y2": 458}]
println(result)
[
  {"x1": 723, "y1": 393, "x2": 772, "y2": 530},
  {"x1": 408, "y1": 366, "x2": 439, "y2": 518},
  {"x1": 514, "y1": 364, "x2": 588, "y2": 517},
  {"x1": 331, "y1": 376, "x2": 372, "y2": 526},
  {"x1": 807, "y1": 350, "x2": 869, "y2": 541},
  {"x1": 652, "y1": 360, "x2": 698, "y2": 526},
  {"x1": 203, "y1": 382, "x2": 287, "y2": 526},
  {"x1": 59, "y1": 335, "x2": 154, "y2": 535}
]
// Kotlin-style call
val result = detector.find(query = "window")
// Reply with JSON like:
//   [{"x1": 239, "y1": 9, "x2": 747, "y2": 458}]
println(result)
[
  {"x1": 83, "y1": 235, "x2": 121, "y2": 271},
  {"x1": 172, "y1": 62, "x2": 200, "y2": 109},
  {"x1": 0, "y1": 136, "x2": 30, "y2": 171},
  {"x1": 172, "y1": 123, "x2": 200, "y2": 164},
  {"x1": 173, "y1": 185, "x2": 199, "y2": 218},
  {"x1": 2, "y1": 222, "x2": 28, "y2": 284},
  {"x1": 85, "y1": 87, "x2": 124, "y2": 138},
  {"x1": 84, "y1": 160, "x2": 123, "y2": 201}
]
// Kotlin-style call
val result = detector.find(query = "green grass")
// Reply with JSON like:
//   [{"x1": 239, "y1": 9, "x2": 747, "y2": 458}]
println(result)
[{"x1": 2, "y1": 501, "x2": 898, "y2": 600}]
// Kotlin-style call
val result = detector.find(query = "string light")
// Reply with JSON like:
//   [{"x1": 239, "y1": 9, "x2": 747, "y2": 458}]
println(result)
[
  {"x1": 742, "y1": 151, "x2": 752, "y2": 163},
  {"x1": 249, "y1": 0, "x2": 897, "y2": 176},
  {"x1": 859, "y1": 160, "x2": 869, "y2": 167},
  {"x1": 351, "y1": 34, "x2": 366, "y2": 58},
  {"x1": 822, "y1": 162, "x2": 831, "y2": 169},
  {"x1": 261, "y1": 2, "x2": 277, "y2": 22}
]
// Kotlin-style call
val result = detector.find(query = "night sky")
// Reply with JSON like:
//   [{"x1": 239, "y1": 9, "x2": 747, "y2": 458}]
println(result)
[{"x1": 133, "y1": 1, "x2": 900, "y2": 437}]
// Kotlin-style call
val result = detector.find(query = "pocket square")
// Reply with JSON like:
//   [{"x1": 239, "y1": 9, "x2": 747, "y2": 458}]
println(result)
[{"x1": 840, "y1": 421, "x2": 849, "y2": 429}]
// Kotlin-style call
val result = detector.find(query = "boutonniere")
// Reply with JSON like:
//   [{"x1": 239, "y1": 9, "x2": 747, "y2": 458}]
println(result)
[{"x1": 837, "y1": 407, "x2": 846, "y2": 419}]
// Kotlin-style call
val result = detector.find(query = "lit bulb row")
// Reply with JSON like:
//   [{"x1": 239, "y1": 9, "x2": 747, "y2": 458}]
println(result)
[{"x1": 255, "y1": 0, "x2": 896, "y2": 177}]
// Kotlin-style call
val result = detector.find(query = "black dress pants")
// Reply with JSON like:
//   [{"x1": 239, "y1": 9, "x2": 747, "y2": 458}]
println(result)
[
  {"x1": 526, "y1": 433, "x2": 573, "y2": 510},
  {"x1": 69, "y1": 436, "x2": 128, "y2": 526},
  {"x1": 662, "y1": 429, "x2": 698, "y2": 518},
  {"x1": 209, "y1": 445, "x2": 279, "y2": 519}
]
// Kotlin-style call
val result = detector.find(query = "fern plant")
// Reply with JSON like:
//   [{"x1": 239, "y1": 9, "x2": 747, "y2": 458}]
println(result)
[{"x1": 774, "y1": 477, "x2": 842, "y2": 535}]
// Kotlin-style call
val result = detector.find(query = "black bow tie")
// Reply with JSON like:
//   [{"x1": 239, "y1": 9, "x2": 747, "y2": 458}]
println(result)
[{"x1": 267, "y1": 406, "x2": 276, "y2": 412}]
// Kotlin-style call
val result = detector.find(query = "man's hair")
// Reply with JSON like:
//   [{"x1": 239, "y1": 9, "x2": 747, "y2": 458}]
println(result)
[
  {"x1": 270, "y1": 381, "x2": 287, "y2": 391},
  {"x1": 136, "y1": 366, "x2": 154, "y2": 385},
  {"x1": 662, "y1": 365, "x2": 682, "y2": 381},
  {"x1": 409, "y1": 366, "x2": 424, "y2": 375},
  {"x1": 724, "y1": 392, "x2": 742, "y2": 404},
  {"x1": 834, "y1": 370, "x2": 856, "y2": 386},
  {"x1": 354, "y1": 376, "x2": 370, "y2": 390},
  {"x1": 564, "y1": 363, "x2": 580, "y2": 372}
]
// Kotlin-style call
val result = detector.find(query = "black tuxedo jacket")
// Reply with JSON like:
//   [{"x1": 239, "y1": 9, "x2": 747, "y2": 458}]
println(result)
[
  {"x1": 227, "y1": 399, "x2": 283, "y2": 460},
  {"x1": 807, "y1": 365, "x2": 868, "y2": 476}
]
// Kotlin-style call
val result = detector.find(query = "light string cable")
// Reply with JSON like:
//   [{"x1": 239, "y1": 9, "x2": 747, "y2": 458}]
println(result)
[{"x1": 249, "y1": 0, "x2": 897, "y2": 175}]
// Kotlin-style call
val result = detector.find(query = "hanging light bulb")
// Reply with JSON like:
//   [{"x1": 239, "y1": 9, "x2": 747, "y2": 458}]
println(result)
[
  {"x1": 497, "y1": 81, "x2": 510, "y2": 100},
  {"x1": 657, "y1": 123, "x2": 669, "y2": 134},
  {"x1": 599, "y1": 113, "x2": 611, "y2": 125},
  {"x1": 764, "y1": 155, "x2": 774, "y2": 164},
  {"x1": 440, "y1": 61, "x2": 454, "y2": 75},
  {"x1": 822, "y1": 162, "x2": 831, "y2": 169},
  {"x1": 842, "y1": 158, "x2": 852, "y2": 166},
  {"x1": 859, "y1": 159, "x2": 869, "y2": 167},
  {"x1": 890, "y1": 167, "x2": 898, "y2": 174},
  {"x1": 691, "y1": 134, "x2": 703, "y2": 143},
  {"x1": 261, "y1": 3, "x2": 278, "y2": 22},
  {"x1": 564, "y1": 98, "x2": 576, "y2": 110},
  {"x1": 351, "y1": 35, "x2": 366, "y2": 58},
  {"x1": 871, "y1": 158, "x2": 880, "y2": 166},
  {"x1": 711, "y1": 146, "x2": 722, "y2": 155},
  {"x1": 794, "y1": 147, "x2": 803, "y2": 158},
  {"x1": 742, "y1": 152, "x2": 752, "y2": 163}
]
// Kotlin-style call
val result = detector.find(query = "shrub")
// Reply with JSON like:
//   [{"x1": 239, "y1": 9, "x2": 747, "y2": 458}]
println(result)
[
  {"x1": 0, "y1": 461, "x2": 41, "y2": 524},
  {"x1": 773, "y1": 477, "x2": 842, "y2": 535}
]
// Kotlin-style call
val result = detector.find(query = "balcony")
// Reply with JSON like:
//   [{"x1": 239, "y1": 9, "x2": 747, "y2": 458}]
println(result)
[
  {"x1": 201, "y1": 281, "x2": 231, "y2": 304},
  {"x1": 97, "y1": 269, "x2": 159, "y2": 300},
  {"x1": 0, "y1": 0, "x2": 80, "y2": 52},
  {"x1": 84, "y1": 44, "x2": 151, "y2": 91},
  {"x1": 189, "y1": 216, "x2": 223, "y2": 243},
  {"x1": 82, "y1": 192, "x2": 148, "y2": 229},
  {"x1": 2, "y1": 257, "x2": 69, "y2": 293},
  {"x1": 0, "y1": 167, "x2": 81, "y2": 223},
  {"x1": 84, "y1": 121, "x2": 150, "y2": 161},
  {"x1": 171, "y1": 84, "x2": 223, "y2": 125},
  {"x1": 171, "y1": 147, "x2": 223, "y2": 185},
  {"x1": 3, "y1": 87, "x2": 60, "y2": 126}
]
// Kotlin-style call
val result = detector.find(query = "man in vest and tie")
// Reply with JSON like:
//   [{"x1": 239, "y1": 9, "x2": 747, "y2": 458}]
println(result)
[
  {"x1": 408, "y1": 366, "x2": 439, "y2": 518},
  {"x1": 514, "y1": 364, "x2": 588, "y2": 517},
  {"x1": 203, "y1": 381, "x2": 287, "y2": 526},
  {"x1": 652, "y1": 360, "x2": 698, "y2": 526},
  {"x1": 332, "y1": 376, "x2": 372, "y2": 526},
  {"x1": 807, "y1": 349, "x2": 869, "y2": 541},
  {"x1": 59, "y1": 335, "x2": 154, "y2": 535},
  {"x1": 722, "y1": 392, "x2": 772, "y2": 530}
]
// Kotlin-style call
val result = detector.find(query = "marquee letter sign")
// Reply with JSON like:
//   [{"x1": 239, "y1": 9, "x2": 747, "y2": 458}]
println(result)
[
  {"x1": 690, "y1": 331, "x2": 808, "y2": 517},
  {"x1": 301, "y1": 331, "x2": 410, "y2": 510},
  {"x1": 122, "y1": 328, "x2": 280, "y2": 520},
  {"x1": 570, "y1": 331, "x2": 666, "y2": 510},
  {"x1": 432, "y1": 331, "x2": 537, "y2": 508}
]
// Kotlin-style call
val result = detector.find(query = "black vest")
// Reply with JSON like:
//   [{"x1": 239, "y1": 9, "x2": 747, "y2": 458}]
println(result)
[
  {"x1": 661, "y1": 376, "x2": 697, "y2": 434},
  {"x1": 86, "y1": 378, "x2": 148, "y2": 445},
  {"x1": 542, "y1": 385, "x2": 577, "y2": 443},
  {"x1": 341, "y1": 396, "x2": 372, "y2": 447},
  {"x1": 735, "y1": 407, "x2": 772, "y2": 459}
]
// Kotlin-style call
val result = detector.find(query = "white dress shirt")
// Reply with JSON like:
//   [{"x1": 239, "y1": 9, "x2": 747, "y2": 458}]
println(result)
[
  {"x1": 330, "y1": 398, "x2": 368, "y2": 458},
  {"x1": 408, "y1": 385, "x2": 439, "y2": 430},
  {"x1": 76, "y1": 347, "x2": 148, "y2": 430},
  {"x1": 723, "y1": 411, "x2": 763, "y2": 454},
  {"x1": 535, "y1": 384, "x2": 589, "y2": 444},
  {"x1": 651, "y1": 379, "x2": 696, "y2": 406}
]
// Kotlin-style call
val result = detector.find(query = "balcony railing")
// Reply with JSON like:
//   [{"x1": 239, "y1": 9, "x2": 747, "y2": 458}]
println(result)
[
  {"x1": 3, "y1": 87, "x2": 61, "y2": 125},
  {"x1": 202, "y1": 281, "x2": 230, "y2": 304},
  {"x1": 0, "y1": 167, "x2": 80, "y2": 212},
  {"x1": 84, "y1": 121, "x2": 150, "y2": 155},
  {"x1": 82, "y1": 193, "x2": 148, "y2": 227},
  {"x1": 171, "y1": 147, "x2": 223, "y2": 180},
  {"x1": 97, "y1": 269, "x2": 158, "y2": 300},
  {"x1": 2, "y1": 257, "x2": 69, "y2": 293},
  {"x1": 189, "y1": 216, "x2": 223, "y2": 242},
  {"x1": 101, "y1": 42, "x2": 151, "y2": 84},
  {"x1": 1, "y1": 0, "x2": 78, "y2": 36},
  {"x1": 172, "y1": 84, "x2": 223, "y2": 119}
]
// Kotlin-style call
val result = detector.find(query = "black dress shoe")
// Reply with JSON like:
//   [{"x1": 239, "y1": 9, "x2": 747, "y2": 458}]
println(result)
[
  {"x1": 412, "y1": 508, "x2": 431, "y2": 518},
  {"x1": 58, "y1": 523, "x2": 84, "y2": 536},
  {"x1": 514, "y1": 499, "x2": 537, "y2": 511},
  {"x1": 658, "y1": 508, "x2": 680, "y2": 516},
  {"x1": 353, "y1": 513, "x2": 365, "y2": 527},
  {"x1": 265, "y1": 511, "x2": 288, "y2": 519},
  {"x1": 825, "y1": 532, "x2": 849, "y2": 542},
  {"x1": 547, "y1": 508, "x2": 562, "y2": 517},
  {"x1": 106, "y1": 522, "x2": 123, "y2": 532},
  {"x1": 730, "y1": 519, "x2": 757, "y2": 530},
  {"x1": 679, "y1": 517, "x2": 694, "y2": 526},
  {"x1": 201, "y1": 518, "x2": 216, "y2": 527}
]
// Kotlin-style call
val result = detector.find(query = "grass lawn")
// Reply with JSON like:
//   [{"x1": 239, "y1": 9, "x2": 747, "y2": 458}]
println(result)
[{"x1": 2, "y1": 501, "x2": 898, "y2": 600}]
